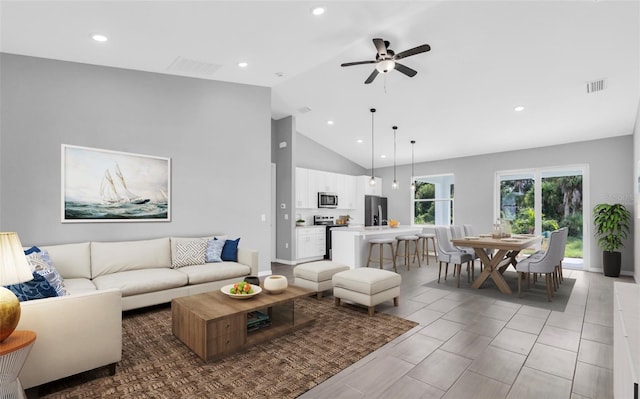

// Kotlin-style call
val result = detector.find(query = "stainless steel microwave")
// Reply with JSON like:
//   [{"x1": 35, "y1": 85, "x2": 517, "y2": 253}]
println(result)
[{"x1": 318, "y1": 192, "x2": 338, "y2": 208}]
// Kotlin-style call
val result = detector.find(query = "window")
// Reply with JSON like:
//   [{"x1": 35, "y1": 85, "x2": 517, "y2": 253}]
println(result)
[{"x1": 413, "y1": 174, "x2": 454, "y2": 225}]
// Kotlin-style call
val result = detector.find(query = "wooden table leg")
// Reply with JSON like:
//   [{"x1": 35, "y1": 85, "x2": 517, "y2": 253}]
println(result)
[{"x1": 470, "y1": 249, "x2": 513, "y2": 294}]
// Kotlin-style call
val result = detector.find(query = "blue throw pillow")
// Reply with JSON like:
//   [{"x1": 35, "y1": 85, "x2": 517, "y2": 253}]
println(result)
[
  {"x1": 206, "y1": 239, "x2": 226, "y2": 263},
  {"x1": 24, "y1": 246, "x2": 41, "y2": 255},
  {"x1": 221, "y1": 238, "x2": 240, "y2": 262},
  {"x1": 5, "y1": 272, "x2": 58, "y2": 302}
]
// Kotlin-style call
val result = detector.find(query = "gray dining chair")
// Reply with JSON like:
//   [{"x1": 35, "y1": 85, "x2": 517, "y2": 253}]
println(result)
[
  {"x1": 434, "y1": 227, "x2": 473, "y2": 288},
  {"x1": 515, "y1": 227, "x2": 568, "y2": 301},
  {"x1": 450, "y1": 225, "x2": 479, "y2": 279}
]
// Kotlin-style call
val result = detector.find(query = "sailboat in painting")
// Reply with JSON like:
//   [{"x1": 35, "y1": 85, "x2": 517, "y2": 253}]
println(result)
[{"x1": 100, "y1": 163, "x2": 150, "y2": 205}]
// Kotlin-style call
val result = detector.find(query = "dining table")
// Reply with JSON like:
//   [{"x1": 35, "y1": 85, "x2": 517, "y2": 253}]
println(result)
[{"x1": 450, "y1": 234, "x2": 542, "y2": 295}]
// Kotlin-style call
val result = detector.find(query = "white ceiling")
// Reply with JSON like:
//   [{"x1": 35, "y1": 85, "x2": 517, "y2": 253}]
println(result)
[{"x1": 2, "y1": 1, "x2": 639, "y2": 168}]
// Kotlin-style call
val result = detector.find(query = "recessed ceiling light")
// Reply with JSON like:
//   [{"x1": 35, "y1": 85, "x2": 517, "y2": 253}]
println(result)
[
  {"x1": 238, "y1": 62, "x2": 248, "y2": 68},
  {"x1": 356, "y1": 139, "x2": 363, "y2": 144},
  {"x1": 91, "y1": 34, "x2": 108, "y2": 42},
  {"x1": 380, "y1": 155, "x2": 387, "y2": 159},
  {"x1": 514, "y1": 105, "x2": 525, "y2": 112},
  {"x1": 311, "y1": 6, "x2": 325, "y2": 16},
  {"x1": 327, "y1": 120, "x2": 334, "y2": 125}
]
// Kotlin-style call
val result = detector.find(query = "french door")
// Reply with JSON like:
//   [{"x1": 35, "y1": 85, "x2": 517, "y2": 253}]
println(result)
[{"x1": 496, "y1": 165, "x2": 588, "y2": 269}]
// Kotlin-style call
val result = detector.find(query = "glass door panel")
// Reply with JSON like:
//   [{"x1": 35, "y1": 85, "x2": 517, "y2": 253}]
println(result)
[
  {"x1": 541, "y1": 170, "x2": 583, "y2": 266},
  {"x1": 499, "y1": 173, "x2": 535, "y2": 234}
]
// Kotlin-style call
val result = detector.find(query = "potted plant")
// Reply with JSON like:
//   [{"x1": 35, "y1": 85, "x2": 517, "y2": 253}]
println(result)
[
  {"x1": 295, "y1": 218, "x2": 305, "y2": 227},
  {"x1": 593, "y1": 203, "x2": 631, "y2": 277}
]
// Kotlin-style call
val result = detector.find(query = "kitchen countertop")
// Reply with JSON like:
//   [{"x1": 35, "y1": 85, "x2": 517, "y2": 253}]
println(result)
[{"x1": 332, "y1": 225, "x2": 422, "y2": 236}]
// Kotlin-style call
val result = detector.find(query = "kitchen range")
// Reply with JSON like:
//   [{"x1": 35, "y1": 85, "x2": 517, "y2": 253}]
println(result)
[{"x1": 313, "y1": 215, "x2": 349, "y2": 259}]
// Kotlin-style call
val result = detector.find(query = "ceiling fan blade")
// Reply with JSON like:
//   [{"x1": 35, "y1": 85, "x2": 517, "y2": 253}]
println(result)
[
  {"x1": 341, "y1": 60, "x2": 376, "y2": 67},
  {"x1": 394, "y1": 44, "x2": 431, "y2": 60},
  {"x1": 373, "y1": 38, "x2": 388, "y2": 57},
  {"x1": 394, "y1": 62, "x2": 418, "y2": 77},
  {"x1": 364, "y1": 69, "x2": 379, "y2": 84}
]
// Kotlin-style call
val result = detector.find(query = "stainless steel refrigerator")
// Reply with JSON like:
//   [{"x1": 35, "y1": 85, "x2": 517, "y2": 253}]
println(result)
[{"x1": 364, "y1": 195, "x2": 388, "y2": 226}]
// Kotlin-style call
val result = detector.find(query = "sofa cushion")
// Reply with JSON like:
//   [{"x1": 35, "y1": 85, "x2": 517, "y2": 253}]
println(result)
[
  {"x1": 41, "y1": 242, "x2": 91, "y2": 279},
  {"x1": 62, "y1": 278, "x2": 98, "y2": 295},
  {"x1": 5, "y1": 272, "x2": 58, "y2": 302},
  {"x1": 91, "y1": 238, "x2": 171, "y2": 278},
  {"x1": 172, "y1": 239, "x2": 207, "y2": 268},
  {"x1": 221, "y1": 238, "x2": 240, "y2": 262},
  {"x1": 177, "y1": 262, "x2": 251, "y2": 285},
  {"x1": 92, "y1": 268, "x2": 188, "y2": 296}
]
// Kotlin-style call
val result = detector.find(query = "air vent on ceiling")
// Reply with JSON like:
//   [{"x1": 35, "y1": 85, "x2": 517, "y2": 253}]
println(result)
[
  {"x1": 586, "y1": 78, "x2": 606, "y2": 94},
  {"x1": 297, "y1": 106, "x2": 312, "y2": 114},
  {"x1": 167, "y1": 56, "x2": 222, "y2": 77}
]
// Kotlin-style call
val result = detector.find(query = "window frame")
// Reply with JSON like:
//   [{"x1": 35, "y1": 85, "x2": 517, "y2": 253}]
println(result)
[{"x1": 411, "y1": 173, "x2": 455, "y2": 226}]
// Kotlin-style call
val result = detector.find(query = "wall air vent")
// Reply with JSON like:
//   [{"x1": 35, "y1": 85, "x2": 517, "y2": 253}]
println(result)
[
  {"x1": 586, "y1": 79, "x2": 606, "y2": 94},
  {"x1": 297, "y1": 106, "x2": 312, "y2": 114},
  {"x1": 167, "y1": 56, "x2": 222, "y2": 77}
]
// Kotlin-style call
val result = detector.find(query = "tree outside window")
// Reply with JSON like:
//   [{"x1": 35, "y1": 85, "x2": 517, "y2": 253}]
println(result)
[{"x1": 413, "y1": 174, "x2": 454, "y2": 225}]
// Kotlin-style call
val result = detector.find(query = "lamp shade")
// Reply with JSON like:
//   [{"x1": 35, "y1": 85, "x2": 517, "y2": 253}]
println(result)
[{"x1": 0, "y1": 232, "x2": 32, "y2": 286}]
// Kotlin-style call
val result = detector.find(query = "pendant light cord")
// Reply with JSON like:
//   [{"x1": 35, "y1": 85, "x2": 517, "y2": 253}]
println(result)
[
  {"x1": 393, "y1": 126, "x2": 398, "y2": 188},
  {"x1": 370, "y1": 108, "x2": 376, "y2": 182}
]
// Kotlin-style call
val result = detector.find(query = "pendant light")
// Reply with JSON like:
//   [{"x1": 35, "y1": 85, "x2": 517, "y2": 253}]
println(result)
[
  {"x1": 369, "y1": 108, "x2": 376, "y2": 186},
  {"x1": 392, "y1": 126, "x2": 398, "y2": 189},
  {"x1": 410, "y1": 140, "x2": 416, "y2": 191}
]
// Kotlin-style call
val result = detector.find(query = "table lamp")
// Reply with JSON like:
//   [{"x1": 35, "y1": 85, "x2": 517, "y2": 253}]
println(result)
[{"x1": 0, "y1": 232, "x2": 33, "y2": 342}]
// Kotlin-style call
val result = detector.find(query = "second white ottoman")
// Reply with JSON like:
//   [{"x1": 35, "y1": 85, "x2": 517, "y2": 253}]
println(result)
[
  {"x1": 332, "y1": 268, "x2": 401, "y2": 316},
  {"x1": 293, "y1": 261, "x2": 350, "y2": 299}
]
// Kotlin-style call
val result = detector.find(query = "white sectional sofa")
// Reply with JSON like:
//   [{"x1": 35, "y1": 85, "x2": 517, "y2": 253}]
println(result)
[{"x1": 16, "y1": 236, "x2": 258, "y2": 392}]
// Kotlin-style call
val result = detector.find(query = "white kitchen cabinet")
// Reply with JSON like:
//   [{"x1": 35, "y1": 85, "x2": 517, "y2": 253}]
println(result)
[
  {"x1": 295, "y1": 226, "x2": 326, "y2": 260},
  {"x1": 310, "y1": 169, "x2": 337, "y2": 193},
  {"x1": 337, "y1": 174, "x2": 357, "y2": 209},
  {"x1": 295, "y1": 168, "x2": 310, "y2": 208}
]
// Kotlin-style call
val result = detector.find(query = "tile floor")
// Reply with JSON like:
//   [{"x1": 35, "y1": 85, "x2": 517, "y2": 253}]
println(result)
[{"x1": 271, "y1": 256, "x2": 631, "y2": 399}]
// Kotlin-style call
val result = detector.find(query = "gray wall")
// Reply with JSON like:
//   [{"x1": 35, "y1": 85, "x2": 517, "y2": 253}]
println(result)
[
  {"x1": 634, "y1": 99, "x2": 640, "y2": 283},
  {"x1": 271, "y1": 117, "x2": 295, "y2": 261},
  {"x1": 377, "y1": 136, "x2": 634, "y2": 275},
  {"x1": 296, "y1": 133, "x2": 366, "y2": 176},
  {"x1": 1, "y1": 54, "x2": 273, "y2": 274}
]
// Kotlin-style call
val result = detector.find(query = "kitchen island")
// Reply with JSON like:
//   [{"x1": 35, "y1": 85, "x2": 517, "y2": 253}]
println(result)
[{"x1": 331, "y1": 226, "x2": 423, "y2": 269}]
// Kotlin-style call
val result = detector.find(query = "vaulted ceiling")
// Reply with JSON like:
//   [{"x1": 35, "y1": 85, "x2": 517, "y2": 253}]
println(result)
[{"x1": 2, "y1": 1, "x2": 638, "y2": 168}]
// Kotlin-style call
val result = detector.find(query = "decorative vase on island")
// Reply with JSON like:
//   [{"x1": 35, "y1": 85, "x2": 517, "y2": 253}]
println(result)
[{"x1": 264, "y1": 275, "x2": 288, "y2": 294}]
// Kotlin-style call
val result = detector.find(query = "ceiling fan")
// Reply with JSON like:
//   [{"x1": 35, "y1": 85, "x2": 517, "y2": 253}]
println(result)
[{"x1": 341, "y1": 38, "x2": 431, "y2": 84}]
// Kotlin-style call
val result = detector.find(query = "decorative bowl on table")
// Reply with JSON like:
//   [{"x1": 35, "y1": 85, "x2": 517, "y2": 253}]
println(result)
[
  {"x1": 263, "y1": 275, "x2": 288, "y2": 294},
  {"x1": 388, "y1": 219, "x2": 400, "y2": 228},
  {"x1": 221, "y1": 283, "x2": 262, "y2": 299}
]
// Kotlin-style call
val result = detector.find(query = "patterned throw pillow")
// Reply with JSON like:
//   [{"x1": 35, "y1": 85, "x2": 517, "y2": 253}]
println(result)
[
  {"x1": 173, "y1": 239, "x2": 207, "y2": 268},
  {"x1": 26, "y1": 250, "x2": 68, "y2": 296},
  {"x1": 205, "y1": 239, "x2": 226, "y2": 263},
  {"x1": 5, "y1": 271, "x2": 58, "y2": 302}
]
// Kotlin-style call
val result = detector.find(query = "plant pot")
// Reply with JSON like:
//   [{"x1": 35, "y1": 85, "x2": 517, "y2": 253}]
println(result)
[{"x1": 602, "y1": 251, "x2": 621, "y2": 277}]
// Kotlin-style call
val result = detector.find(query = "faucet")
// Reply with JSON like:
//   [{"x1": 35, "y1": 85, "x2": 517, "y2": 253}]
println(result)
[{"x1": 377, "y1": 205, "x2": 383, "y2": 226}]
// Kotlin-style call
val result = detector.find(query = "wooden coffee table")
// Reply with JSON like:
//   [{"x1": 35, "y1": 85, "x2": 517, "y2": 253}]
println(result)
[{"x1": 171, "y1": 285, "x2": 315, "y2": 362}]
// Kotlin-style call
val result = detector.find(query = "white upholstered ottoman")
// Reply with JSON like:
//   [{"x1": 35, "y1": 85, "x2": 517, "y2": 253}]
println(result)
[
  {"x1": 293, "y1": 261, "x2": 350, "y2": 299},
  {"x1": 332, "y1": 268, "x2": 401, "y2": 316}
]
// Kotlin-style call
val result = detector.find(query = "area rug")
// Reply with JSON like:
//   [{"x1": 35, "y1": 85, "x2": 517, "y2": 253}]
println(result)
[
  {"x1": 423, "y1": 270, "x2": 575, "y2": 312},
  {"x1": 38, "y1": 296, "x2": 417, "y2": 398}
]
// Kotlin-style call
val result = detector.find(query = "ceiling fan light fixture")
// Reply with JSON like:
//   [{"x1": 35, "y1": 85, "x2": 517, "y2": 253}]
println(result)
[{"x1": 376, "y1": 59, "x2": 395, "y2": 73}]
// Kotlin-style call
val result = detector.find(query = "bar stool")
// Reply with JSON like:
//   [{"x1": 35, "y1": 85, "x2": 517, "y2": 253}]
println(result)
[
  {"x1": 395, "y1": 235, "x2": 421, "y2": 269},
  {"x1": 417, "y1": 233, "x2": 437, "y2": 265},
  {"x1": 366, "y1": 238, "x2": 397, "y2": 272}
]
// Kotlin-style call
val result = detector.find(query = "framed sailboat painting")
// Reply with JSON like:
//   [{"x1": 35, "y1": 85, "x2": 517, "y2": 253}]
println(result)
[{"x1": 61, "y1": 145, "x2": 171, "y2": 222}]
